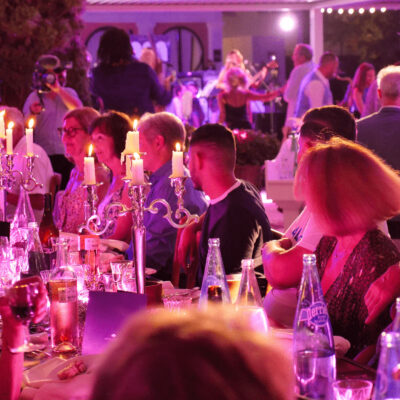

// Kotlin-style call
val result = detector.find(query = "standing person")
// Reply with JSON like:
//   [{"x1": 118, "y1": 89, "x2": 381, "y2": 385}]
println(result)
[
  {"x1": 282, "y1": 44, "x2": 315, "y2": 139},
  {"x1": 126, "y1": 112, "x2": 207, "y2": 280},
  {"x1": 90, "y1": 111, "x2": 132, "y2": 242},
  {"x1": 53, "y1": 107, "x2": 109, "y2": 234},
  {"x1": 217, "y1": 67, "x2": 281, "y2": 130},
  {"x1": 342, "y1": 62, "x2": 375, "y2": 118},
  {"x1": 0, "y1": 107, "x2": 54, "y2": 223},
  {"x1": 295, "y1": 52, "x2": 339, "y2": 119},
  {"x1": 90, "y1": 28, "x2": 172, "y2": 118},
  {"x1": 23, "y1": 54, "x2": 83, "y2": 189},
  {"x1": 179, "y1": 124, "x2": 273, "y2": 275}
]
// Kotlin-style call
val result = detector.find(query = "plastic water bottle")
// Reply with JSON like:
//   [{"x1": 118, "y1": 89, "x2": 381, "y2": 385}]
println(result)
[
  {"x1": 293, "y1": 254, "x2": 336, "y2": 399},
  {"x1": 373, "y1": 332, "x2": 400, "y2": 400},
  {"x1": 199, "y1": 238, "x2": 231, "y2": 307}
]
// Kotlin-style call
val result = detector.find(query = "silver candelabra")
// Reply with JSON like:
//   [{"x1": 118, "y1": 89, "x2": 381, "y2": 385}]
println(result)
[
  {"x1": 79, "y1": 175, "x2": 199, "y2": 294},
  {"x1": 0, "y1": 152, "x2": 43, "y2": 221}
]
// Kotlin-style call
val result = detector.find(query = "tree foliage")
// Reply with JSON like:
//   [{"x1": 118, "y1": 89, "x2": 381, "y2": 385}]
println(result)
[
  {"x1": 324, "y1": 11, "x2": 400, "y2": 74},
  {"x1": 0, "y1": 0, "x2": 90, "y2": 109}
]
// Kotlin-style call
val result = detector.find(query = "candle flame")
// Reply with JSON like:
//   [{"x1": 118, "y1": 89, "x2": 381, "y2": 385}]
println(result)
[
  {"x1": 7, "y1": 122, "x2": 14, "y2": 130},
  {"x1": 28, "y1": 118, "x2": 34, "y2": 129},
  {"x1": 133, "y1": 119, "x2": 138, "y2": 130},
  {"x1": 134, "y1": 152, "x2": 140, "y2": 160},
  {"x1": 175, "y1": 143, "x2": 181, "y2": 152},
  {"x1": 88, "y1": 144, "x2": 93, "y2": 157},
  {"x1": 0, "y1": 110, "x2": 5, "y2": 118}
]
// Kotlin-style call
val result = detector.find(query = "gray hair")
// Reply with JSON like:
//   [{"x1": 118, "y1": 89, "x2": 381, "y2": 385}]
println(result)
[
  {"x1": 377, "y1": 65, "x2": 400, "y2": 99},
  {"x1": 138, "y1": 112, "x2": 185, "y2": 151},
  {"x1": 296, "y1": 44, "x2": 313, "y2": 61}
]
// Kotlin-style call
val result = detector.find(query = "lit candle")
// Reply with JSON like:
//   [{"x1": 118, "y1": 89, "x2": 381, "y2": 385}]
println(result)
[
  {"x1": 131, "y1": 153, "x2": 144, "y2": 185},
  {"x1": 172, "y1": 142, "x2": 184, "y2": 177},
  {"x1": 6, "y1": 122, "x2": 14, "y2": 155},
  {"x1": 0, "y1": 110, "x2": 5, "y2": 139},
  {"x1": 84, "y1": 144, "x2": 96, "y2": 185},
  {"x1": 125, "y1": 119, "x2": 139, "y2": 154},
  {"x1": 26, "y1": 118, "x2": 34, "y2": 156},
  {"x1": 125, "y1": 154, "x2": 132, "y2": 179}
]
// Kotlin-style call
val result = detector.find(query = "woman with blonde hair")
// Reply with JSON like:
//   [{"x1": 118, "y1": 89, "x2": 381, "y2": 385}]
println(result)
[
  {"x1": 217, "y1": 67, "x2": 281, "y2": 130},
  {"x1": 90, "y1": 307, "x2": 293, "y2": 400},
  {"x1": 294, "y1": 137, "x2": 400, "y2": 357}
]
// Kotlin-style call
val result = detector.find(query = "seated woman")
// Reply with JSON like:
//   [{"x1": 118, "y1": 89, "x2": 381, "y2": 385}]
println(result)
[
  {"x1": 54, "y1": 107, "x2": 109, "y2": 234},
  {"x1": 90, "y1": 307, "x2": 293, "y2": 400},
  {"x1": 90, "y1": 111, "x2": 132, "y2": 243},
  {"x1": 294, "y1": 138, "x2": 400, "y2": 357},
  {"x1": 217, "y1": 67, "x2": 281, "y2": 130}
]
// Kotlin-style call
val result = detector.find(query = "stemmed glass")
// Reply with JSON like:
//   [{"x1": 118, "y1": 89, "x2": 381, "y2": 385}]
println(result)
[{"x1": 6, "y1": 281, "x2": 43, "y2": 352}]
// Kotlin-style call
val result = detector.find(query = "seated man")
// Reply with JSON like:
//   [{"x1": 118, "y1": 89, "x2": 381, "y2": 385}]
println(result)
[
  {"x1": 181, "y1": 124, "x2": 272, "y2": 276},
  {"x1": 127, "y1": 112, "x2": 207, "y2": 281},
  {"x1": 1, "y1": 106, "x2": 54, "y2": 223}
]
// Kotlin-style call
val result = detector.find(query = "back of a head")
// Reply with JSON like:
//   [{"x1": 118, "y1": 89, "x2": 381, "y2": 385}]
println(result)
[
  {"x1": 297, "y1": 44, "x2": 313, "y2": 61},
  {"x1": 301, "y1": 105, "x2": 356, "y2": 142},
  {"x1": 0, "y1": 106, "x2": 24, "y2": 131},
  {"x1": 377, "y1": 65, "x2": 400, "y2": 99},
  {"x1": 64, "y1": 107, "x2": 100, "y2": 133},
  {"x1": 90, "y1": 308, "x2": 293, "y2": 400},
  {"x1": 319, "y1": 51, "x2": 337, "y2": 67},
  {"x1": 90, "y1": 111, "x2": 131, "y2": 156},
  {"x1": 97, "y1": 27, "x2": 133, "y2": 66},
  {"x1": 295, "y1": 137, "x2": 400, "y2": 236},
  {"x1": 190, "y1": 124, "x2": 236, "y2": 170},
  {"x1": 226, "y1": 67, "x2": 248, "y2": 89},
  {"x1": 138, "y1": 112, "x2": 185, "y2": 151}
]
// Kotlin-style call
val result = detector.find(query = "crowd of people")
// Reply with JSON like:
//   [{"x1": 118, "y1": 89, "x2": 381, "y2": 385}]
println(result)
[{"x1": 1, "y1": 25, "x2": 400, "y2": 399}]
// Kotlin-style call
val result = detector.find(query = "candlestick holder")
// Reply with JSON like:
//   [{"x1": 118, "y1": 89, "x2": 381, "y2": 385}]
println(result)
[{"x1": 79, "y1": 175, "x2": 200, "y2": 294}]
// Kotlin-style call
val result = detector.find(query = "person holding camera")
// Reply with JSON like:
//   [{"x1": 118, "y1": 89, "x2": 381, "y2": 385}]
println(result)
[{"x1": 23, "y1": 54, "x2": 83, "y2": 189}]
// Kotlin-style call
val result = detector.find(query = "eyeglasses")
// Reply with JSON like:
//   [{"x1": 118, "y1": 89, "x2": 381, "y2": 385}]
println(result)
[{"x1": 57, "y1": 127, "x2": 85, "y2": 138}]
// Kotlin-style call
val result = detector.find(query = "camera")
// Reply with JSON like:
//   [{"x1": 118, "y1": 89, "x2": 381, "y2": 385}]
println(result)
[{"x1": 32, "y1": 54, "x2": 65, "y2": 93}]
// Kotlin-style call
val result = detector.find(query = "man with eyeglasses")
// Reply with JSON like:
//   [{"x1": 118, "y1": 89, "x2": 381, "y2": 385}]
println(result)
[{"x1": 23, "y1": 54, "x2": 82, "y2": 189}]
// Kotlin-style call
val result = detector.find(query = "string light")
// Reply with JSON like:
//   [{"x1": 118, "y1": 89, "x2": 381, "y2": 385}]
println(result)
[
  {"x1": 321, "y1": 8, "x2": 325, "y2": 13},
  {"x1": 359, "y1": 8, "x2": 365, "y2": 14},
  {"x1": 327, "y1": 7, "x2": 333, "y2": 14},
  {"x1": 369, "y1": 7, "x2": 375, "y2": 13},
  {"x1": 338, "y1": 8, "x2": 344, "y2": 14},
  {"x1": 348, "y1": 8, "x2": 354, "y2": 14},
  {"x1": 381, "y1": 7, "x2": 387, "y2": 13}
]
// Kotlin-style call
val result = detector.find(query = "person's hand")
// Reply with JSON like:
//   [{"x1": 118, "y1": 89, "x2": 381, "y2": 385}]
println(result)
[
  {"x1": 177, "y1": 221, "x2": 201, "y2": 271},
  {"x1": 46, "y1": 75, "x2": 61, "y2": 93},
  {"x1": 30, "y1": 101, "x2": 43, "y2": 115},
  {"x1": 364, "y1": 264, "x2": 400, "y2": 325}
]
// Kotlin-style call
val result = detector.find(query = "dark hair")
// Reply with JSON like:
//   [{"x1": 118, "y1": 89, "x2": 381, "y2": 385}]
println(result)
[
  {"x1": 89, "y1": 111, "x2": 131, "y2": 157},
  {"x1": 301, "y1": 105, "x2": 356, "y2": 142},
  {"x1": 319, "y1": 51, "x2": 337, "y2": 66},
  {"x1": 296, "y1": 44, "x2": 313, "y2": 61},
  {"x1": 97, "y1": 28, "x2": 133, "y2": 66},
  {"x1": 353, "y1": 62, "x2": 375, "y2": 91},
  {"x1": 190, "y1": 124, "x2": 236, "y2": 152}
]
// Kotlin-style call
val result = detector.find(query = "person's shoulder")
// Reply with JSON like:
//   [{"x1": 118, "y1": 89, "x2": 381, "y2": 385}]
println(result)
[{"x1": 227, "y1": 182, "x2": 266, "y2": 214}]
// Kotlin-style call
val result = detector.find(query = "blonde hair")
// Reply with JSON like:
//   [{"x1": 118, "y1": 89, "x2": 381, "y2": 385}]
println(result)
[
  {"x1": 226, "y1": 67, "x2": 248, "y2": 89},
  {"x1": 294, "y1": 138, "x2": 400, "y2": 236},
  {"x1": 138, "y1": 111, "x2": 185, "y2": 151},
  {"x1": 90, "y1": 307, "x2": 293, "y2": 400}
]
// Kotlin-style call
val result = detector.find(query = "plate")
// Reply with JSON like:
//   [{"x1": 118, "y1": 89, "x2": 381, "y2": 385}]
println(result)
[{"x1": 23, "y1": 354, "x2": 97, "y2": 388}]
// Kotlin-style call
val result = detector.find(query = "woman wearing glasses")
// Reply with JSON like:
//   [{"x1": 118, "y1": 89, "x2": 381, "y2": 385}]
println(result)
[
  {"x1": 90, "y1": 111, "x2": 132, "y2": 242},
  {"x1": 53, "y1": 107, "x2": 109, "y2": 234}
]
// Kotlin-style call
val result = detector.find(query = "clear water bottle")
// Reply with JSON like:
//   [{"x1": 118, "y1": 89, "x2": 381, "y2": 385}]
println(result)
[
  {"x1": 236, "y1": 259, "x2": 262, "y2": 307},
  {"x1": 373, "y1": 332, "x2": 400, "y2": 400},
  {"x1": 199, "y1": 238, "x2": 231, "y2": 307},
  {"x1": 21, "y1": 222, "x2": 46, "y2": 278},
  {"x1": 293, "y1": 254, "x2": 336, "y2": 399},
  {"x1": 49, "y1": 263, "x2": 79, "y2": 353}
]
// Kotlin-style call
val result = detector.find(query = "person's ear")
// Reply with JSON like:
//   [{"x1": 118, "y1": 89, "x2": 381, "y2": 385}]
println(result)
[
  {"x1": 153, "y1": 134, "x2": 165, "y2": 151},
  {"x1": 377, "y1": 88, "x2": 383, "y2": 100}
]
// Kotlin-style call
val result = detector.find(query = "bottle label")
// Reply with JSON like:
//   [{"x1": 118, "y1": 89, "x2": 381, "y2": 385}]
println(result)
[
  {"x1": 85, "y1": 238, "x2": 99, "y2": 251},
  {"x1": 298, "y1": 301, "x2": 329, "y2": 326},
  {"x1": 58, "y1": 285, "x2": 77, "y2": 303}
]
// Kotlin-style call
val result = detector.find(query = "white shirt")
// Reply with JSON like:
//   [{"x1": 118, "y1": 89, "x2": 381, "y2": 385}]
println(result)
[
  {"x1": 284, "y1": 61, "x2": 316, "y2": 128},
  {"x1": 7, "y1": 137, "x2": 54, "y2": 222},
  {"x1": 304, "y1": 69, "x2": 331, "y2": 109}
]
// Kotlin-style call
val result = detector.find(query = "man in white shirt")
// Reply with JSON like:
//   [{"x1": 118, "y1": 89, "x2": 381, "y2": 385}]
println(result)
[
  {"x1": 282, "y1": 44, "x2": 315, "y2": 139},
  {"x1": 295, "y1": 52, "x2": 339, "y2": 119},
  {"x1": 1, "y1": 107, "x2": 54, "y2": 223}
]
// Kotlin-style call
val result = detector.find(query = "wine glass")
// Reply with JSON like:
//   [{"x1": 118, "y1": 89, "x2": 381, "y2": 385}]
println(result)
[{"x1": 6, "y1": 281, "x2": 44, "y2": 352}]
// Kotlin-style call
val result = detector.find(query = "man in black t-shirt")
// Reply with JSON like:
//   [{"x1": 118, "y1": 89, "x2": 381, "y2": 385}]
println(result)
[{"x1": 180, "y1": 124, "x2": 272, "y2": 275}]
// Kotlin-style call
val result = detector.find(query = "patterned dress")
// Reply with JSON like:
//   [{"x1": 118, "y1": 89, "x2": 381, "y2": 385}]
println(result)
[{"x1": 315, "y1": 229, "x2": 400, "y2": 357}]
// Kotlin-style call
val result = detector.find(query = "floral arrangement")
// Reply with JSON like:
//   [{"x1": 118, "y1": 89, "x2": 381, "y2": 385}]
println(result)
[{"x1": 233, "y1": 129, "x2": 279, "y2": 166}]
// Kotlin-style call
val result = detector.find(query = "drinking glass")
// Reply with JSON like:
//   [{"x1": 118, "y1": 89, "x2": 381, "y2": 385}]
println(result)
[
  {"x1": 6, "y1": 281, "x2": 44, "y2": 352},
  {"x1": 111, "y1": 260, "x2": 133, "y2": 290},
  {"x1": 99, "y1": 273, "x2": 115, "y2": 292},
  {"x1": 333, "y1": 379, "x2": 373, "y2": 400}
]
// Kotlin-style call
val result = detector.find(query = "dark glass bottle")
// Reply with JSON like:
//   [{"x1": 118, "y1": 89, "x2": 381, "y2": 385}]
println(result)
[{"x1": 39, "y1": 193, "x2": 59, "y2": 249}]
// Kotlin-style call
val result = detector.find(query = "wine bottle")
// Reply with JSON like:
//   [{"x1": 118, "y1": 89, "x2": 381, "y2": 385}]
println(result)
[{"x1": 39, "y1": 193, "x2": 59, "y2": 249}]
